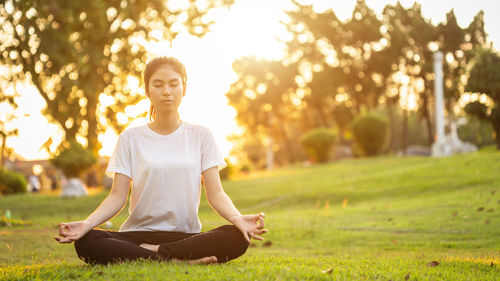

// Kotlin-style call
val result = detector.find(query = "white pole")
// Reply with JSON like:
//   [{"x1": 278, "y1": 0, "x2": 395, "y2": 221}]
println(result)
[
  {"x1": 432, "y1": 51, "x2": 448, "y2": 157},
  {"x1": 433, "y1": 51, "x2": 445, "y2": 144}
]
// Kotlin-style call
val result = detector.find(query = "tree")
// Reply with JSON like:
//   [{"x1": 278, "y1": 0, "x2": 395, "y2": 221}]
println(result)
[
  {"x1": 0, "y1": 80, "x2": 19, "y2": 166},
  {"x1": 0, "y1": 0, "x2": 233, "y2": 154},
  {"x1": 464, "y1": 49, "x2": 500, "y2": 149},
  {"x1": 226, "y1": 57, "x2": 300, "y2": 165}
]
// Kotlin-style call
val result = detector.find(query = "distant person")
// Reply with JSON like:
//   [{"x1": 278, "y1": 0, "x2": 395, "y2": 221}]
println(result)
[
  {"x1": 55, "y1": 56, "x2": 267, "y2": 265},
  {"x1": 50, "y1": 174, "x2": 58, "y2": 191},
  {"x1": 28, "y1": 174, "x2": 41, "y2": 193}
]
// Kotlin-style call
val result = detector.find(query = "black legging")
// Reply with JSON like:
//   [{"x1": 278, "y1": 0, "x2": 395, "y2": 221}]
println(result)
[{"x1": 74, "y1": 225, "x2": 249, "y2": 265}]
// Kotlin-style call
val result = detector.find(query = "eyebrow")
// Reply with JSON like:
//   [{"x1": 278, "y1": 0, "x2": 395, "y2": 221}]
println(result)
[{"x1": 152, "y1": 78, "x2": 180, "y2": 83}]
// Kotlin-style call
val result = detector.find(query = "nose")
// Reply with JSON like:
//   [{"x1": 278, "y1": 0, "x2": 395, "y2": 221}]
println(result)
[{"x1": 162, "y1": 86, "x2": 172, "y2": 96}]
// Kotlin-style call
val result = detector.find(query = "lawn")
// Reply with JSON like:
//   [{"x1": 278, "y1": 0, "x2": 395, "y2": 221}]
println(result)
[{"x1": 1, "y1": 149, "x2": 499, "y2": 280}]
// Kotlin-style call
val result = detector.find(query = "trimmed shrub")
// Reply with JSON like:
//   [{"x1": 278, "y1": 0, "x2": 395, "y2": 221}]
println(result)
[
  {"x1": 300, "y1": 128, "x2": 337, "y2": 163},
  {"x1": 352, "y1": 112, "x2": 389, "y2": 156},
  {"x1": 50, "y1": 141, "x2": 97, "y2": 178},
  {"x1": 0, "y1": 168, "x2": 27, "y2": 195},
  {"x1": 458, "y1": 117, "x2": 494, "y2": 148}
]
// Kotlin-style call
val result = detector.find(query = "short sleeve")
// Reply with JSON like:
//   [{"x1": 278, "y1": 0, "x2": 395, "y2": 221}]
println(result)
[
  {"x1": 201, "y1": 128, "x2": 227, "y2": 172},
  {"x1": 105, "y1": 133, "x2": 132, "y2": 179}
]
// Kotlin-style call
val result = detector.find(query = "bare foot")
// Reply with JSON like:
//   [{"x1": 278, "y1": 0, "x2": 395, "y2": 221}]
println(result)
[
  {"x1": 140, "y1": 244, "x2": 217, "y2": 265},
  {"x1": 139, "y1": 243, "x2": 159, "y2": 252},
  {"x1": 174, "y1": 256, "x2": 218, "y2": 265}
]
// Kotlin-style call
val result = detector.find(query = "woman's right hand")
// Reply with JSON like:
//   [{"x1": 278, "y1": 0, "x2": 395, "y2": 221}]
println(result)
[{"x1": 54, "y1": 220, "x2": 93, "y2": 243}]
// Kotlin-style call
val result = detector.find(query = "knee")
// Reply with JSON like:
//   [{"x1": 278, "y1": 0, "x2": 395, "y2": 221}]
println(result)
[
  {"x1": 74, "y1": 229, "x2": 101, "y2": 261},
  {"x1": 219, "y1": 225, "x2": 249, "y2": 256}
]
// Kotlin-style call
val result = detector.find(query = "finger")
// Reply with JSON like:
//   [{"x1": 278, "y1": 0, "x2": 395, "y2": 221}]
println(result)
[
  {"x1": 259, "y1": 212, "x2": 266, "y2": 218},
  {"x1": 257, "y1": 216, "x2": 265, "y2": 229},
  {"x1": 249, "y1": 232, "x2": 264, "y2": 241},
  {"x1": 254, "y1": 229, "x2": 267, "y2": 235},
  {"x1": 54, "y1": 236, "x2": 72, "y2": 243},
  {"x1": 242, "y1": 231, "x2": 250, "y2": 243},
  {"x1": 58, "y1": 223, "x2": 68, "y2": 237}
]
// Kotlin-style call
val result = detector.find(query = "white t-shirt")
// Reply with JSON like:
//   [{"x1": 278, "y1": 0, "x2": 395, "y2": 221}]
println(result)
[{"x1": 105, "y1": 121, "x2": 226, "y2": 233}]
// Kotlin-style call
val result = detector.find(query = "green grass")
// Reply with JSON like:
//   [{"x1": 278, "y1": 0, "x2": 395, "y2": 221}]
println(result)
[{"x1": 1, "y1": 150, "x2": 499, "y2": 280}]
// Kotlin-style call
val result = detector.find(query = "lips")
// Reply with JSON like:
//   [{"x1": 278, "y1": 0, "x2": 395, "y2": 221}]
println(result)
[{"x1": 160, "y1": 100, "x2": 174, "y2": 104}]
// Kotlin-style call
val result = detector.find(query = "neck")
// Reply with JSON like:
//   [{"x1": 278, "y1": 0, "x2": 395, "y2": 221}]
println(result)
[{"x1": 149, "y1": 111, "x2": 181, "y2": 134}]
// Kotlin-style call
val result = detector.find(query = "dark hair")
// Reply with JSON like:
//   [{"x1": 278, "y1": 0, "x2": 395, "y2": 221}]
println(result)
[{"x1": 144, "y1": 56, "x2": 187, "y2": 121}]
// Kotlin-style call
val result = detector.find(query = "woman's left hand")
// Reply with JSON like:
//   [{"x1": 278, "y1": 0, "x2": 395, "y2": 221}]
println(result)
[{"x1": 233, "y1": 213, "x2": 267, "y2": 242}]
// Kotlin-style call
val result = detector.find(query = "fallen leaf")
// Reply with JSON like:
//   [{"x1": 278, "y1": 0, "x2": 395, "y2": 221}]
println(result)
[
  {"x1": 492, "y1": 190, "x2": 496, "y2": 195},
  {"x1": 487, "y1": 208, "x2": 494, "y2": 212},
  {"x1": 325, "y1": 201, "x2": 330, "y2": 211},
  {"x1": 427, "y1": 261, "x2": 440, "y2": 267},
  {"x1": 392, "y1": 239, "x2": 397, "y2": 244},
  {"x1": 249, "y1": 243, "x2": 257, "y2": 248},
  {"x1": 342, "y1": 199, "x2": 348, "y2": 208},
  {"x1": 491, "y1": 262, "x2": 494, "y2": 267},
  {"x1": 452, "y1": 212, "x2": 457, "y2": 217},
  {"x1": 485, "y1": 220, "x2": 490, "y2": 224},
  {"x1": 477, "y1": 207, "x2": 484, "y2": 212},
  {"x1": 404, "y1": 272, "x2": 410, "y2": 280},
  {"x1": 96, "y1": 271, "x2": 103, "y2": 275},
  {"x1": 321, "y1": 268, "x2": 333, "y2": 274},
  {"x1": 6, "y1": 243, "x2": 11, "y2": 252},
  {"x1": 262, "y1": 241, "x2": 272, "y2": 247},
  {"x1": 388, "y1": 218, "x2": 393, "y2": 222}
]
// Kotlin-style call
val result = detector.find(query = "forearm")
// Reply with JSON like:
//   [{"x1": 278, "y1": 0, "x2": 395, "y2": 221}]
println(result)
[
  {"x1": 84, "y1": 194, "x2": 126, "y2": 228},
  {"x1": 207, "y1": 191, "x2": 242, "y2": 224}
]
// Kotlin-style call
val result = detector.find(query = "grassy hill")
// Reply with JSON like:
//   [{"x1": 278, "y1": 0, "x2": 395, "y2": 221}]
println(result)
[{"x1": 0, "y1": 149, "x2": 498, "y2": 280}]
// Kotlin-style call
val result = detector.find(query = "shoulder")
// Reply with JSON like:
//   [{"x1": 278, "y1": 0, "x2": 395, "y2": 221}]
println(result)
[
  {"x1": 118, "y1": 125, "x2": 147, "y2": 141},
  {"x1": 182, "y1": 122, "x2": 212, "y2": 136}
]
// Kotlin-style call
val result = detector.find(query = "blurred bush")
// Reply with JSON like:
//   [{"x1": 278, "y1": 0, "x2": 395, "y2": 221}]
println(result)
[
  {"x1": 50, "y1": 141, "x2": 96, "y2": 178},
  {"x1": 0, "y1": 168, "x2": 27, "y2": 195},
  {"x1": 458, "y1": 117, "x2": 494, "y2": 148},
  {"x1": 300, "y1": 128, "x2": 337, "y2": 163},
  {"x1": 352, "y1": 113, "x2": 389, "y2": 156}
]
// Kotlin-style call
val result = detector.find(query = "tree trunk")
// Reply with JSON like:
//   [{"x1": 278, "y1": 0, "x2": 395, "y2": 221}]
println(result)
[
  {"x1": 421, "y1": 91, "x2": 434, "y2": 146},
  {"x1": 0, "y1": 134, "x2": 5, "y2": 166},
  {"x1": 401, "y1": 108, "x2": 408, "y2": 156},
  {"x1": 86, "y1": 96, "x2": 99, "y2": 154},
  {"x1": 386, "y1": 103, "x2": 397, "y2": 152},
  {"x1": 495, "y1": 127, "x2": 500, "y2": 150}
]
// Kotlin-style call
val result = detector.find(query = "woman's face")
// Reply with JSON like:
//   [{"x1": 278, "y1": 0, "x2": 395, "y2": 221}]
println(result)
[{"x1": 147, "y1": 65, "x2": 184, "y2": 115}]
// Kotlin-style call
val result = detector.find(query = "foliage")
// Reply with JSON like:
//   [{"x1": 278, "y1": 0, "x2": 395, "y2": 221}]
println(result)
[
  {"x1": 464, "y1": 101, "x2": 489, "y2": 120},
  {"x1": 0, "y1": 0, "x2": 233, "y2": 153},
  {"x1": 0, "y1": 167, "x2": 27, "y2": 195},
  {"x1": 227, "y1": 0, "x2": 487, "y2": 165},
  {"x1": 458, "y1": 117, "x2": 494, "y2": 148},
  {"x1": 351, "y1": 112, "x2": 389, "y2": 156},
  {"x1": 465, "y1": 49, "x2": 500, "y2": 149},
  {"x1": 218, "y1": 158, "x2": 234, "y2": 180},
  {"x1": 50, "y1": 141, "x2": 96, "y2": 178},
  {"x1": 299, "y1": 127, "x2": 337, "y2": 163}
]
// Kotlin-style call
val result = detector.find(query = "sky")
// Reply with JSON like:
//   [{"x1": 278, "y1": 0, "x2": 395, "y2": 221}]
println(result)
[{"x1": 2, "y1": 0, "x2": 500, "y2": 161}]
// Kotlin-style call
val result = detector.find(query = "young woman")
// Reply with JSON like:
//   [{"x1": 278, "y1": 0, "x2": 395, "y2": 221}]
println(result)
[{"x1": 54, "y1": 57, "x2": 267, "y2": 265}]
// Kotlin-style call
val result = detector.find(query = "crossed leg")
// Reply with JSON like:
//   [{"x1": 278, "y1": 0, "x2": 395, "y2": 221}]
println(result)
[{"x1": 74, "y1": 225, "x2": 248, "y2": 265}]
